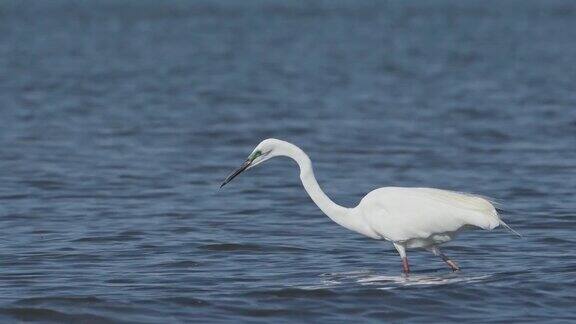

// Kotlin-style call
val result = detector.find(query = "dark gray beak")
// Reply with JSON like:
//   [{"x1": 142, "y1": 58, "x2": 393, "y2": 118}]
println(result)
[{"x1": 220, "y1": 159, "x2": 251, "y2": 188}]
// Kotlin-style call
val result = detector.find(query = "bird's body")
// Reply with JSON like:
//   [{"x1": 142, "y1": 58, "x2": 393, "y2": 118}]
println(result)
[
  {"x1": 353, "y1": 187, "x2": 500, "y2": 246},
  {"x1": 221, "y1": 138, "x2": 519, "y2": 273}
]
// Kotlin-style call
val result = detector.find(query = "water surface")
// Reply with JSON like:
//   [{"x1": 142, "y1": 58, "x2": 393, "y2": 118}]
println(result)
[{"x1": 0, "y1": 0, "x2": 575, "y2": 322}]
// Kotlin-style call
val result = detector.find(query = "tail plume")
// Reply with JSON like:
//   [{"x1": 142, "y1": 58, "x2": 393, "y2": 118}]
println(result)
[{"x1": 499, "y1": 220, "x2": 522, "y2": 238}]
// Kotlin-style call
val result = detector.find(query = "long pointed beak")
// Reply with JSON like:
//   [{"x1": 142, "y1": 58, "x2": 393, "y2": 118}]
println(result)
[{"x1": 220, "y1": 159, "x2": 251, "y2": 188}]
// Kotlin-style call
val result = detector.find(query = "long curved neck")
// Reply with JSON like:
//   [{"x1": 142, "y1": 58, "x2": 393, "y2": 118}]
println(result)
[{"x1": 278, "y1": 142, "x2": 353, "y2": 228}]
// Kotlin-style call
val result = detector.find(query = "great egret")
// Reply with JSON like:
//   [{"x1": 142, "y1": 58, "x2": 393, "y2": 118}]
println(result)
[{"x1": 220, "y1": 138, "x2": 520, "y2": 273}]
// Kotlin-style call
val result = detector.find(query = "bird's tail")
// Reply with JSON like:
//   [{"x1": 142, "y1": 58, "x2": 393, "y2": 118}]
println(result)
[{"x1": 499, "y1": 219, "x2": 522, "y2": 238}]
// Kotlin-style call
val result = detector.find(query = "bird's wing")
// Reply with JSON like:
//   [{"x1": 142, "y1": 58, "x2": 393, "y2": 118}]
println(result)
[{"x1": 359, "y1": 187, "x2": 501, "y2": 242}]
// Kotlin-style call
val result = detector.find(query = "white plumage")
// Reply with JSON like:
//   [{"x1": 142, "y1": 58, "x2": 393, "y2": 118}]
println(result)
[
  {"x1": 357, "y1": 188, "x2": 500, "y2": 242},
  {"x1": 221, "y1": 138, "x2": 519, "y2": 273}
]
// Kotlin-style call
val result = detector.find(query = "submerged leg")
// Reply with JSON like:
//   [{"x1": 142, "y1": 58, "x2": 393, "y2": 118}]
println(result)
[
  {"x1": 393, "y1": 243, "x2": 410, "y2": 274},
  {"x1": 428, "y1": 246, "x2": 460, "y2": 271}
]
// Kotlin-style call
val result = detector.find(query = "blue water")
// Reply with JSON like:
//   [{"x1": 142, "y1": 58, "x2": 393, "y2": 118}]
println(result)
[{"x1": 1, "y1": 0, "x2": 575, "y2": 322}]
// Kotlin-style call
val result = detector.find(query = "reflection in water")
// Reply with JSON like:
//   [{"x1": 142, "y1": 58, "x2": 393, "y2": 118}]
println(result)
[{"x1": 315, "y1": 270, "x2": 492, "y2": 290}]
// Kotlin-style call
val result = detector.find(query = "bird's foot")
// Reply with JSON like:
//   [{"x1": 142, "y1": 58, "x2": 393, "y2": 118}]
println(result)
[{"x1": 446, "y1": 260, "x2": 460, "y2": 272}]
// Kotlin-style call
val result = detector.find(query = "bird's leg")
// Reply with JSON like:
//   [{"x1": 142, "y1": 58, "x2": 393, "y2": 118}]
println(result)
[
  {"x1": 402, "y1": 257, "x2": 410, "y2": 274},
  {"x1": 393, "y1": 243, "x2": 410, "y2": 274},
  {"x1": 428, "y1": 246, "x2": 460, "y2": 271}
]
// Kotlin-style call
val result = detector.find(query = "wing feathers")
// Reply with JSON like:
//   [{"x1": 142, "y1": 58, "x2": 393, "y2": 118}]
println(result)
[
  {"x1": 360, "y1": 187, "x2": 509, "y2": 241},
  {"x1": 499, "y1": 219, "x2": 522, "y2": 238}
]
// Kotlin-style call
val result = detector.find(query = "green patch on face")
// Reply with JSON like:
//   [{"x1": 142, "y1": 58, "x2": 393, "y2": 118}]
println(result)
[{"x1": 250, "y1": 150, "x2": 262, "y2": 161}]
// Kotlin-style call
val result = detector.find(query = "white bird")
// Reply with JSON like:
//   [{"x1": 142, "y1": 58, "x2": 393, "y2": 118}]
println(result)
[{"x1": 220, "y1": 138, "x2": 520, "y2": 273}]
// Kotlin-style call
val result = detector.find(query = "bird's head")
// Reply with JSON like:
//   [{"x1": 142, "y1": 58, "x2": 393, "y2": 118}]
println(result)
[{"x1": 220, "y1": 138, "x2": 282, "y2": 188}]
